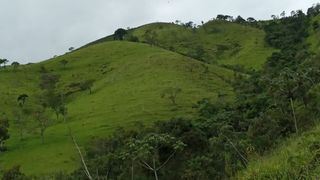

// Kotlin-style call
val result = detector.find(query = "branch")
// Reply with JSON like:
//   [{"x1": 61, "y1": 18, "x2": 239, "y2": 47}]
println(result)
[
  {"x1": 156, "y1": 151, "x2": 176, "y2": 171},
  {"x1": 66, "y1": 118, "x2": 93, "y2": 180},
  {"x1": 221, "y1": 134, "x2": 248, "y2": 165},
  {"x1": 70, "y1": 132, "x2": 93, "y2": 180},
  {"x1": 139, "y1": 160, "x2": 154, "y2": 170}
]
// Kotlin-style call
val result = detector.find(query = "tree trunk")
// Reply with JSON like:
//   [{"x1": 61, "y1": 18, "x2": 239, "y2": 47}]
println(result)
[
  {"x1": 19, "y1": 127, "x2": 23, "y2": 141},
  {"x1": 41, "y1": 129, "x2": 44, "y2": 144},
  {"x1": 170, "y1": 97, "x2": 176, "y2": 105},
  {"x1": 56, "y1": 111, "x2": 59, "y2": 120},
  {"x1": 18, "y1": 115, "x2": 23, "y2": 140},
  {"x1": 131, "y1": 160, "x2": 134, "y2": 180},
  {"x1": 290, "y1": 98, "x2": 298, "y2": 134},
  {"x1": 153, "y1": 158, "x2": 158, "y2": 180},
  {"x1": 67, "y1": 123, "x2": 93, "y2": 180}
]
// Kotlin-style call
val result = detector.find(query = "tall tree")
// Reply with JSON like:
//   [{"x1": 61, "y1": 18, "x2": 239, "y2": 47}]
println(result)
[
  {"x1": 124, "y1": 133, "x2": 185, "y2": 180},
  {"x1": 34, "y1": 107, "x2": 50, "y2": 144},
  {"x1": 80, "y1": 79, "x2": 95, "y2": 94},
  {"x1": 11, "y1": 61, "x2": 20, "y2": 70}
]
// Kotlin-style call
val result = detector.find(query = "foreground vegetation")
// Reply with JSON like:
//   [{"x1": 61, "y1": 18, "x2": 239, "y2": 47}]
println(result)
[{"x1": 238, "y1": 125, "x2": 320, "y2": 179}]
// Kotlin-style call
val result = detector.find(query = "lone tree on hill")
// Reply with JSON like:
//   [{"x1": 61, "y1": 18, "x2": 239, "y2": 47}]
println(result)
[
  {"x1": 34, "y1": 108, "x2": 50, "y2": 144},
  {"x1": 161, "y1": 87, "x2": 182, "y2": 105},
  {"x1": 16, "y1": 94, "x2": 30, "y2": 140},
  {"x1": 247, "y1": 17, "x2": 256, "y2": 23},
  {"x1": 60, "y1": 59, "x2": 68, "y2": 69},
  {"x1": 114, "y1": 28, "x2": 127, "y2": 40},
  {"x1": 80, "y1": 79, "x2": 95, "y2": 94},
  {"x1": 11, "y1": 61, "x2": 20, "y2": 69},
  {"x1": 0, "y1": 59, "x2": 9, "y2": 68},
  {"x1": 235, "y1": 16, "x2": 246, "y2": 23},
  {"x1": 39, "y1": 68, "x2": 64, "y2": 120},
  {"x1": 17, "y1": 94, "x2": 28, "y2": 107}
]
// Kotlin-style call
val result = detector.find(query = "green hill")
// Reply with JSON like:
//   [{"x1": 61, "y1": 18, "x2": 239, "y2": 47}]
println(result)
[
  {"x1": 237, "y1": 125, "x2": 320, "y2": 179},
  {"x1": 0, "y1": 41, "x2": 234, "y2": 175},
  {"x1": 236, "y1": 13, "x2": 320, "y2": 180},
  {"x1": 89, "y1": 21, "x2": 275, "y2": 70}
]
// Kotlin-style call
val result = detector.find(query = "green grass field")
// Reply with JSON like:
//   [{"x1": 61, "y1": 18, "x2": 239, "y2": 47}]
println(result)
[{"x1": 0, "y1": 41, "x2": 235, "y2": 175}]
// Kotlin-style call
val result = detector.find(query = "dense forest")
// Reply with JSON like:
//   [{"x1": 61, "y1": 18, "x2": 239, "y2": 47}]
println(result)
[{"x1": 0, "y1": 3, "x2": 320, "y2": 180}]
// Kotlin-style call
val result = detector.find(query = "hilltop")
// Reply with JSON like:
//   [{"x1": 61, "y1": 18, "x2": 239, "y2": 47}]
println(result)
[{"x1": 87, "y1": 21, "x2": 275, "y2": 70}]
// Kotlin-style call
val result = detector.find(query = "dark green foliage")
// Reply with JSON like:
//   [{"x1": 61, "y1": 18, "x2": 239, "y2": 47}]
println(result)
[
  {"x1": 2, "y1": 166, "x2": 27, "y2": 180},
  {"x1": 0, "y1": 118, "x2": 10, "y2": 151},
  {"x1": 17, "y1": 94, "x2": 28, "y2": 107},
  {"x1": 264, "y1": 12, "x2": 308, "y2": 49},
  {"x1": 68, "y1": 47, "x2": 74, "y2": 51},
  {"x1": 143, "y1": 29, "x2": 158, "y2": 46},
  {"x1": 11, "y1": 61, "x2": 20, "y2": 69},
  {"x1": 183, "y1": 21, "x2": 194, "y2": 28},
  {"x1": 127, "y1": 34, "x2": 139, "y2": 42},
  {"x1": 114, "y1": 28, "x2": 127, "y2": 40},
  {"x1": 235, "y1": 16, "x2": 246, "y2": 23},
  {"x1": 247, "y1": 17, "x2": 256, "y2": 23},
  {"x1": 80, "y1": 79, "x2": 94, "y2": 94},
  {"x1": 216, "y1": 14, "x2": 233, "y2": 21},
  {"x1": 0, "y1": 58, "x2": 9, "y2": 68},
  {"x1": 39, "y1": 70, "x2": 60, "y2": 91},
  {"x1": 307, "y1": 3, "x2": 320, "y2": 17}
]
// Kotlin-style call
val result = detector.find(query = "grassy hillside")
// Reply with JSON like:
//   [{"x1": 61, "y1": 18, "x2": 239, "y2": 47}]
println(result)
[
  {"x1": 308, "y1": 15, "x2": 320, "y2": 53},
  {"x1": 237, "y1": 125, "x2": 320, "y2": 179},
  {"x1": 0, "y1": 41, "x2": 234, "y2": 175},
  {"x1": 89, "y1": 21, "x2": 275, "y2": 70}
]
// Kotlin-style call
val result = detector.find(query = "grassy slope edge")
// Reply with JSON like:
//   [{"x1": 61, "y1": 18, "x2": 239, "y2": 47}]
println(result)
[{"x1": 237, "y1": 125, "x2": 320, "y2": 179}]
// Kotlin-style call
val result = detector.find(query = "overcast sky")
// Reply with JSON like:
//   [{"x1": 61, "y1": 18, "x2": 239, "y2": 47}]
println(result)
[{"x1": 0, "y1": 0, "x2": 318, "y2": 63}]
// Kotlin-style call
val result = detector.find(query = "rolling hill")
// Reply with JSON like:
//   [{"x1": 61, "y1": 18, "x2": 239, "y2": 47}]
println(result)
[
  {"x1": 0, "y1": 41, "x2": 235, "y2": 175},
  {"x1": 88, "y1": 21, "x2": 275, "y2": 70},
  {"x1": 0, "y1": 18, "x2": 294, "y2": 176}
]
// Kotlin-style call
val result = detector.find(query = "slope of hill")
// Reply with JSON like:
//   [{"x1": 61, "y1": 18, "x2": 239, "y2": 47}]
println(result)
[
  {"x1": 88, "y1": 21, "x2": 275, "y2": 70},
  {"x1": 237, "y1": 13, "x2": 320, "y2": 180},
  {"x1": 237, "y1": 125, "x2": 320, "y2": 179},
  {"x1": 308, "y1": 15, "x2": 320, "y2": 53},
  {"x1": 0, "y1": 41, "x2": 234, "y2": 175}
]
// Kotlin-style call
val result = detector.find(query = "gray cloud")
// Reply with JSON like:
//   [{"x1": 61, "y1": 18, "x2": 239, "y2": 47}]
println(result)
[{"x1": 0, "y1": 0, "x2": 318, "y2": 63}]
